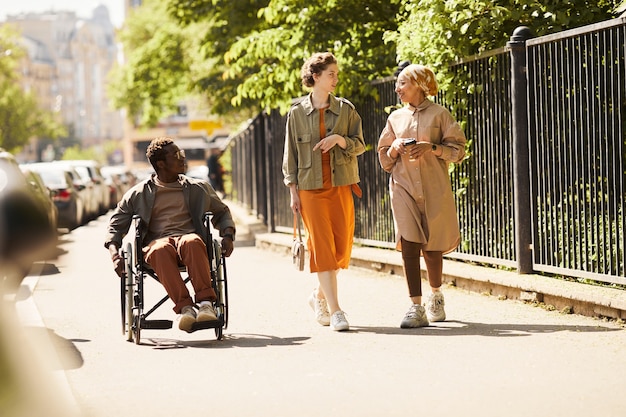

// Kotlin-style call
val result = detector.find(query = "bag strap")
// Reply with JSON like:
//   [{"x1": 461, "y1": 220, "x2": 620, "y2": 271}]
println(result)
[{"x1": 293, "y1": 211, "x2": 303, "y2": 242}]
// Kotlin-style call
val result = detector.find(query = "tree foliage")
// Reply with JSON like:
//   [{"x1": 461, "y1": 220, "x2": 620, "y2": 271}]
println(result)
[
  {"x1": 167, "y1": 0, "x2": 272, "y2": 116},
  {"x1": 109, "y1": 0, "x2": 401, "y2": 123},
  {"x1": 109, "y1": 0, "x2": 622, "y2": 125},
  {"x1": 107, "y1": 0, "x2": 198, "y2": 127},
  {"x1": 386, "y1": 0, "x2": 619, "y2": 95},
  {"x1": 221, "y1": 0, "x2": 401, "y2": 114},
  {"x1": 0, "y1": 25, "x2": 66, "y2": 153}
]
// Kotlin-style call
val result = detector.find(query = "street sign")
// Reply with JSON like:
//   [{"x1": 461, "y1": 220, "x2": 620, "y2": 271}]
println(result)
[{"x1": 189, "y1": 120, "x2": 222, "y2": 134}]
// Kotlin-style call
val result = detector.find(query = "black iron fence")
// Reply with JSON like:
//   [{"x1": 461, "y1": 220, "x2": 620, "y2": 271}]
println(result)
[
  {"x1": 228, "y1": 17, "x2": 626, "y2": 286},
  {"x1": 527, "y1": 19, "x2": 625, "y2": 284}
]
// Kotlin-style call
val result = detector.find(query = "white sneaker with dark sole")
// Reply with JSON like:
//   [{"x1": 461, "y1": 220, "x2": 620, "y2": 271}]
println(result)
[
  {"x1": 425, "y1": 292, "x2": 446, "y2": 322},
  {"x1": 400, "y1": 304, "x2": 429, "y2": 328}
]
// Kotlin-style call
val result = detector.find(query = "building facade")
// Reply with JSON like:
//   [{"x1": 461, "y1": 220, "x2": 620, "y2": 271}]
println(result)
[{"x1": 5, "y1": 6, "x2": 123, "y2": 160}]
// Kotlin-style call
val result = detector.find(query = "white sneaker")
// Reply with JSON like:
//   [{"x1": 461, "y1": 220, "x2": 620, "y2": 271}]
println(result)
[
  {"x1": 179, "y1": 305, "x2": 197, "y2": 332},
  {"x1": 400, "y1": 304, "x2": 429, "y2": 328},
  {"x1": 197, "y1": 303, "x2": 218, "y2": 322},
  {"x1": 308, "y1": 290, "x2": 330, "y2": 326},
  {"x1": 425, "y1": 292, "x2": 446, "y2": 322},
  {"x1": 330, "y1": 311, "x2": 349, "y2": 331}
]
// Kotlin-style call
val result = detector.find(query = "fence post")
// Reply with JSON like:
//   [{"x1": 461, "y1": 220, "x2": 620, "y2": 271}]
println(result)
[
  {"x1": 507, "y1": 26, "x2": 533, "y2": 274},
  {"x1": 264, "y1": 111, "x2": 276, "y2": 233}
]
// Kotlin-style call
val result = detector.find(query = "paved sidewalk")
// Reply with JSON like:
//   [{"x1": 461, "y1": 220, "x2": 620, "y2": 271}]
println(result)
[
  {"x1": 8, "y1": 209, "x2": 626, "y2": 417},
  {"x1": 228, "y1": 201, "x2": 626, "y2": 323}
]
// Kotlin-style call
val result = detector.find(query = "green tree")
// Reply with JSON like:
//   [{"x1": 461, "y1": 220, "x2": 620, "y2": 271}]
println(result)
[
  {"x1": 110, "y1": 0, "x2": 401, "y2": 122},
  {"x1": 0, "y1": 25, "x2": 65, "y2": 152},
  {"x1": 385, "y1": 0, "x2": 619, "y2": 95},
  {"x1": 222, "y1": 0, "x2": 401, "y2": 114},
  {"x1": 110, "y1": 0, "x2": 621, "y2": 123},
  {"x1": 167, "y1": 0, "x2": 272, "y2": 116},
  {"x1": 107, "y1": 0, "x2": 196, "y2": 127}
]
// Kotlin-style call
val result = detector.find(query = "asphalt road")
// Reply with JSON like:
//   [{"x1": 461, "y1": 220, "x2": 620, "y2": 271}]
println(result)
[{"x1": 9, "y1": 213, "x2": 626, "y2": 417}]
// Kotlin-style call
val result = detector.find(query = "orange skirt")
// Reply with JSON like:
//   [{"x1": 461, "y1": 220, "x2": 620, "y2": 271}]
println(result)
[{"x1": 299, "y1": 184, "x2": 354, "y2": 273}]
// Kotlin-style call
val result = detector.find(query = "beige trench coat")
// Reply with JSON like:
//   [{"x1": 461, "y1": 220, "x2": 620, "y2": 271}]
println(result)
[{"x1": 377, "y1": 99, "x2": 466, "y2": 253}]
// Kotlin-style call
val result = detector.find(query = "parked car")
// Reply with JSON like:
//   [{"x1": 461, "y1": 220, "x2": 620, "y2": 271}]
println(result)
[
  {"x1": 101, "y1": 165, "x2": 137, "y2": 208},
  {"x1": 132, "y1": 167, "x2": 155, "y2": 182},
  {"x1": 20, "y1": 168, "x2": 59, "y2": 233},
  {"x1": 185, "y1": 165, "x2": 209, "y2": 181},
  {"x1": 101, "y1": 169, "x2": 122, "y2": 209},
  {"x1": 1, "y1": 149, "x2": 57, "y2": 286},
  {"x1": 54, "y1": 160, "x2": 110, "y2": 216},
  {"x1": 22, "y1": 162, "x2": 85, "y2": 230},
  {"x1": 53, "y1": 161, "x2": 99, "y2": 219}
]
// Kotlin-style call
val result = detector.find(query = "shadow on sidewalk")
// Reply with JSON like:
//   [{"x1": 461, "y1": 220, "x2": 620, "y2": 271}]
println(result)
[
  {"x1": 349, "y1": 320, "x2": 621, "y2": 337},
  {"x1": 142, "y1": 333, "x2": 311, "y2": 349}
]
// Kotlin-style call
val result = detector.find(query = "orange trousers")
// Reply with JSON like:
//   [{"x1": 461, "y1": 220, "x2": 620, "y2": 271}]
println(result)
[{"x1": 143, "y1": 234, "x2": 217, "y2": 314}]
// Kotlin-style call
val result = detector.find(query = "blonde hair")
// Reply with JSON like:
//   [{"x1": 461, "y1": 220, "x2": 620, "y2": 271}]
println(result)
[{"x1": 399, "y1": 64, "x2": 438, "y2": 96}]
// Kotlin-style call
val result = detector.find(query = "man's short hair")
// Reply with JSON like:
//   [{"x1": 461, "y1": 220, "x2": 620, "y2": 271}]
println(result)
[{"x1": 146, "y1": 137, "x2": 174, "y2": 171}]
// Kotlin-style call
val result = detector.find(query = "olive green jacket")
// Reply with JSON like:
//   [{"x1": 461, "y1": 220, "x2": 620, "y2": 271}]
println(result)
[{"x1": 282, "y1": 94, "x2": 365, "y2": 190}]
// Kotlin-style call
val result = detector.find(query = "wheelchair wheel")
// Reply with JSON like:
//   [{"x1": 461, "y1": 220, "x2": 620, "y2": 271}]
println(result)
[
  {"x1": 120, "y1": 258, "x2": 127, "y2": 335},
  {"x1": 133, "y1": 314, "x2": 141, "y2": 345},
  {"x1": 212, "y1": 239, "x2": 228, "y2": 339},
  {"x1": 124, "y1": 243, "x2": 134, "y2": 342}
]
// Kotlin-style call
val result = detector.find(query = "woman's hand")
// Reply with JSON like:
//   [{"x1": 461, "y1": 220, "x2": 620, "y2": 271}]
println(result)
[
  {"x1": 313, "y1": 134, "x2": 345, "y2": 153},
  {"x1": 388, "y1": 138, "x2": 410, "y2": 159},
  {"x1": 289, "y1": 184, "x2": 301, "y2": 213},
  {"x1": 412, "y1": 141, "x2": 434, "y2": 159}
]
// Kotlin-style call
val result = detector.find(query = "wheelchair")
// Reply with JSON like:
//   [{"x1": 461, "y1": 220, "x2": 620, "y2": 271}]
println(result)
[{"x1": 120, "y1": 212, "x2": 228, "y2": 344}]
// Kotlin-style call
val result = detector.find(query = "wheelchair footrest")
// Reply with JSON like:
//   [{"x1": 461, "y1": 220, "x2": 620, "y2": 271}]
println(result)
[
  {"x1": 190, "y1": 317, "x2": 224, "y2": 332},
  {"x1": 141, "y1": 319, "x2": 173, "y2": 329}
]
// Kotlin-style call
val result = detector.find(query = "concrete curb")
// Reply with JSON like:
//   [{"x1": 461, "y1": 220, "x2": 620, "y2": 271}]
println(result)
[{"x1": 228, "y1": 201, "x2": 626, "y2": 321}]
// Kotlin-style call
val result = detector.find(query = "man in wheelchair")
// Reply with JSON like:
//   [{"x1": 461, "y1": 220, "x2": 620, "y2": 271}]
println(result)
[{"x1": 104, "y1": 137, "x2": 236, "y2": 333}]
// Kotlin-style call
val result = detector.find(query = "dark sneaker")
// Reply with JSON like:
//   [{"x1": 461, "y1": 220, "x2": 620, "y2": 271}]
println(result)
[
  {"x1": 179, "y1": 305, "x2": 197, "y2": 332},
  {"x1": 425, "y1": 292, "x2": 446, "y2": 322},
  {"x1": 400, "y1": 304, "x2": 429, "y2": 328}
]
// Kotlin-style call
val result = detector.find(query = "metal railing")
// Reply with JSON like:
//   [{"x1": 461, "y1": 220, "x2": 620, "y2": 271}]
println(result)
[
  {"x1": 527, "y1": 19, "x2": 626, "y2": 284},
  {"x1": 228, "y1": 17, "x2": 626, "y2": 286},
  {"x1": 446, "y1": 48, "x2": 517, "y2": 268}
]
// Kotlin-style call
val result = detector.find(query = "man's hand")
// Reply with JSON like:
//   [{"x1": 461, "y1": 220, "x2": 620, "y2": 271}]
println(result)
[
  {"x1": 221, "y1": 236, "x2": 234, "y2": 257},
  {"x1": 108, "y1": 243, "x2": 125, "y2": 278},
  {"x1": 111, "y1": 253, "x2": 125, "y2": 278}
]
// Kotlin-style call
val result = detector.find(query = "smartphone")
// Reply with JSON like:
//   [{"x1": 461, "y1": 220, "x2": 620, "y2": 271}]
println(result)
[{"x1": 402, "y1": 138, "x2": 417, "y2": 146}]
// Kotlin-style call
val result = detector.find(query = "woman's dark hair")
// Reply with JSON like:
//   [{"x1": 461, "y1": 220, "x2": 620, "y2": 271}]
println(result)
[
  {"x1": 301, "y1": 52, "x2": 337, "y2": 88},
  {"x1": 146, "y1": 136, "x2": 174, "y2": 171}
]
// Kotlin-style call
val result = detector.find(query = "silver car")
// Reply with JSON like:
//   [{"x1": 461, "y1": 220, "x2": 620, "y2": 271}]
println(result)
[
  {"x1": 21, "y1": 162, "x2": 86, "y2": 230},
  {"x1": 54, "y1": 160, "x2": 110, "y2": 217}
]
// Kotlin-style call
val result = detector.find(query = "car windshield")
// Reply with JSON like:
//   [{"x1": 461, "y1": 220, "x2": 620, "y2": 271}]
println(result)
[
  {"x1": 36, "y1": 169, "x2": 69, "y2": 187},
  {"x1": 72, "y1": 166, "x2": 91, "y2": 181}
]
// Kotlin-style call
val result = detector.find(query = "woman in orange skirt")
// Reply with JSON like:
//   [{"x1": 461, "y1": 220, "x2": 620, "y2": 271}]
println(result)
[{"x1": 282, "y1": 52, "x2": 365, "y2": 331}]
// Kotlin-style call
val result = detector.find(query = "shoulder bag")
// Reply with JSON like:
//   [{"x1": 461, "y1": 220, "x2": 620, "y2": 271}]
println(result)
[{"x1": 292, "y1": 211, "x2": 305, "y2": 271}]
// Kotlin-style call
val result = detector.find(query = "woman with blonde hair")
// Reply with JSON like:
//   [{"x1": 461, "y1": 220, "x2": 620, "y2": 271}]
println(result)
[
  {"x1": 282, "y1": 52, "x2": 365, "y2": 331},
  {"x1": 377, "y1": 64, "x2": 466, "y2": 328}
]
